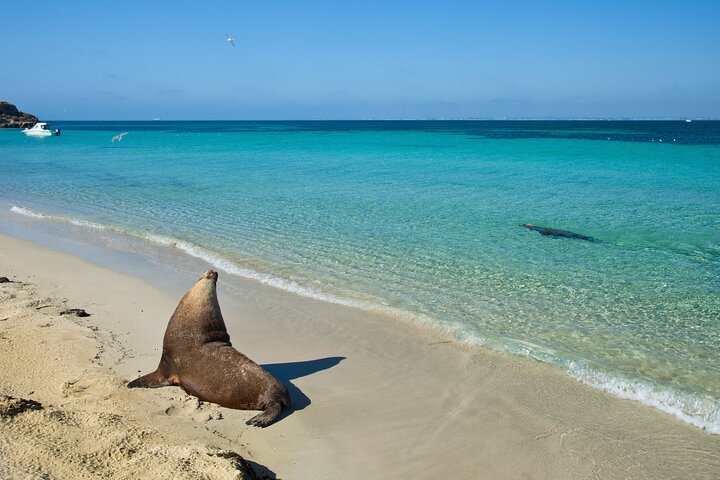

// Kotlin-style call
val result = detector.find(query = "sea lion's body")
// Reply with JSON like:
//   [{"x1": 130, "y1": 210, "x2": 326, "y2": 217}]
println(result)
[
  {"x1": 128, "y1": 270, "x2": 290, "y2": 427},
  {"x1": 522, "y1": 223, "x2": 593, "y2": 241}
]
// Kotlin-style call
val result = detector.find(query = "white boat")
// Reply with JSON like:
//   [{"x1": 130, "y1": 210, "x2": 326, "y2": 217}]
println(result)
[
  {"x1": 22, "y1": 122, "x2": 59, "y2": 137},
  {"x1": 685, "y1": 119, "x2": 692, "y2": 123}
]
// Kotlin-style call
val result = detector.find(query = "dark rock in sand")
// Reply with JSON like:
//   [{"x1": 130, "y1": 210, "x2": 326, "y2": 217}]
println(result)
[
  {"x1": 0, "y1": 395, "x2": 44, "y2": 418},
  {"x1": 60, "y1": 308, "x2": 91, "y2": 318},
  {"x1": 0, "y1": 101, "x2": 39, "y2": 129},
  {"x1": 0, "y1": 277, "x2": 11, "y2": 283}
]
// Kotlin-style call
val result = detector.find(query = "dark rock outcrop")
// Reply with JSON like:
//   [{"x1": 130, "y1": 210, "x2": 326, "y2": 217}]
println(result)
[{"x1": 0, "y1": 101, "x2": 39, "y2": 128}]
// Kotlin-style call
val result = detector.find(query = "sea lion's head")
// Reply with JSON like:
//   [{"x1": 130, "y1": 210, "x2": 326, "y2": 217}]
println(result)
[
  {"x1": 201, "y1": 269, "x2": 219, "y2": 282},
  {"x1": 187, "y1": 269, "x2": 219, "y2": 304},
  {"x1": 191, "y1": 269, "x2": 218, "y2": 293}
]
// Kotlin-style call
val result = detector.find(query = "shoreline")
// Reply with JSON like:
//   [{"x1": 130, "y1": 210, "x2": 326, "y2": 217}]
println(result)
[
  {"x1": 4, "y1": 202, "x2": 720, "y2": 434},
  {"x1": 1, "y1": 230, "x2": 720, "y2": 478}
]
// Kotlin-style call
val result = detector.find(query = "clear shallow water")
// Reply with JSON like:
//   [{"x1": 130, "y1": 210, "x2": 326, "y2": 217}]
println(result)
[{"x1": 1, "y1": 121, "x2": 719, "y2": 431}]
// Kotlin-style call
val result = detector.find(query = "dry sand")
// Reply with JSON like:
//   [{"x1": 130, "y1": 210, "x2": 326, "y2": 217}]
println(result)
[
  {"x1": 1, "y1": 232, "x2": 719, "y2": 479},
  {"x1": 0, "y1": 256, "x2": 265, "y2": 479}
]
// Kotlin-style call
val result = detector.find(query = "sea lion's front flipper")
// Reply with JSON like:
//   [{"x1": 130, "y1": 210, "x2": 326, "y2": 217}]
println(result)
[
  {"x1": 127, "y1": 369, "x2": 173, "y2": 389},
  {"x1": 246, "y1": 402, "x2": 282, "y2": 427},
  {"x1": 128, "y1": 352, "x2": 176, "y2": 389}
]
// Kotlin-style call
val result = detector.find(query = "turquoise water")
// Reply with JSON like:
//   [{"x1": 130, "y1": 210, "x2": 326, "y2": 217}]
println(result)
[{"x1": 1, "y1": 121, "x2": 719, "y2": 431}]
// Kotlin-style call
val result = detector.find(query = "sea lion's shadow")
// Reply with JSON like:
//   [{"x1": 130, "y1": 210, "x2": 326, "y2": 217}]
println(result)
[
  {"x1": 245, "y1": 459, "x2": 279, "y2": 480},
  {"x1": 262, "y1": 356, "x2": 345, "y2": 419}
]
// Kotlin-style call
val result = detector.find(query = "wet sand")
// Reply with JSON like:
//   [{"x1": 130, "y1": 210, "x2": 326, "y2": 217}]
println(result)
[{"x1": 1, "y1": 232, "x2": 719, "y2": 479}]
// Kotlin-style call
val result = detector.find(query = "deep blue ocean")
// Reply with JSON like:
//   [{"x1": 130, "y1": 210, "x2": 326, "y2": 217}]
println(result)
[{"x1": 1, "y1": 120, "x2": 718, "y2": 432}]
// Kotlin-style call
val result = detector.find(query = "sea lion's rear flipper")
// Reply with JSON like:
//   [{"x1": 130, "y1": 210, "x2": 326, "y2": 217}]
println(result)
[
  {"x1": 246, "y1": 402, "x2": 282, "y2": 427},
  {"x1": 127, "y1": 369, "x2": 173, "y2": 389}
]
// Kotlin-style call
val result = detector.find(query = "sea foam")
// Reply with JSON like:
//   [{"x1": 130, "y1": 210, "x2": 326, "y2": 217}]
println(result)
[
  {"x1": 10, "y1": 205, "x2": 45, "y2": 219},
  {"x1": 12, "y1": 205, "x2": 107, "y2": 230},
  {"x1": 567, "y1": 361, "x2": 720, "y2": 434}
]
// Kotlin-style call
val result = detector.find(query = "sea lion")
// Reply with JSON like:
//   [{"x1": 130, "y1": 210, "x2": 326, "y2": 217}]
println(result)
[
  {"x1": 128, "y1": 270, "x2": 290, "y2": 427},
  {"x1": 521, "y1": 224, "x2": 593, "y2": 241}
]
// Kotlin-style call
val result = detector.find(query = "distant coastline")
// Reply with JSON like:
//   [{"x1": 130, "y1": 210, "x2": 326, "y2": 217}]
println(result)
[
  {"x1": 32, "y1": 117, "x2": 720, "y2": 122},
  {"x1": 0, "y1": 101, "x2": 38, "y2": 128}
]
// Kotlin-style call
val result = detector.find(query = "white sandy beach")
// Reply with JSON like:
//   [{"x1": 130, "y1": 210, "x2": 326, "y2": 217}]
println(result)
[{"x1": 1, "y1": 232, "x2": 719, "y2": 479}]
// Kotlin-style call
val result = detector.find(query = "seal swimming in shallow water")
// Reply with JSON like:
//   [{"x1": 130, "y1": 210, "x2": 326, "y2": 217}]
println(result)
[
  {"x1": 128, "y1": 270, "x2": 290, "y2": 427},
  {"x1": 522, "y1": 224, "x2": 593, "y2": 241}
]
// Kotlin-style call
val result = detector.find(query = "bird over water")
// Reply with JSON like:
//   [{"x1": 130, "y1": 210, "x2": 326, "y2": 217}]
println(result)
[{"x1": 111, "y1": 132, "x2": 128, "y2": 143}]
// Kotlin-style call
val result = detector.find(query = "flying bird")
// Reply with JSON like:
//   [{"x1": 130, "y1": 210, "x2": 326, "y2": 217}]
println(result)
[
  {"x1": 111, "y1": 132, "x2": 129, "y2": 143},
  {"x1": 225, "y1": 33, "x2": 236, "y2": 47}
]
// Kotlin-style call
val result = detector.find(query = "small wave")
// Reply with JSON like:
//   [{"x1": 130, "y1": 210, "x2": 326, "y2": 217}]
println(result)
[
  {"x1": 142, "y1": 232, "x2": 422, "y2": 316},
  {"x1": 9, "y1": 205, "x2": 411, "y2": 317},
  {"x1": 486, "y1": 335, "x2": 720, "y2": 434},
  {"x1": 10, "y1": 205, "x2": 45, "y2": 219},
  {"x1": 11, "y1": 205, "x2": 107, "y2": 230},
  {"x1": 567, "y1": 361, "x2": 720, "y2": 434},
  {"x1": 68, "y1": 218, "x2": 107, "y2": 230}
]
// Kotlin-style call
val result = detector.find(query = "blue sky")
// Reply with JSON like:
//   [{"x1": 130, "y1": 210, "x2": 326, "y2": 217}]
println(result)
[{"x1": 2, "y1": 1, "x2": 719, "y2": 119}]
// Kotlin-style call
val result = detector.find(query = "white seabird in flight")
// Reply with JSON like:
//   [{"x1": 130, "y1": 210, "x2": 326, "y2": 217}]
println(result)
[
  {"x1": 225, "y1": 33, "x2": 236, "y2": 47},
  {"x1": 111, "y1": 132, "x2": 129, "y2": 143}
]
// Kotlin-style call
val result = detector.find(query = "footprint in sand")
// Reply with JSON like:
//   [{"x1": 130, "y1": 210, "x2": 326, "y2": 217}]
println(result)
[
  {"x1": 164, "y1": 395, "x2": 223, "y2": 423},
  {"x1": 0, "y1": 394, "x2": 253, "y2": 479},
  {"x1": 62, "y1": 372, "x2": 126, "y2": 401}
]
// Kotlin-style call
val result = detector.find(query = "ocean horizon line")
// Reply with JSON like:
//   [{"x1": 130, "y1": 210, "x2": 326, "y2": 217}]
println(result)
[{"x1": 34, "y1": 117, "x2": 720, "y2": 122}]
